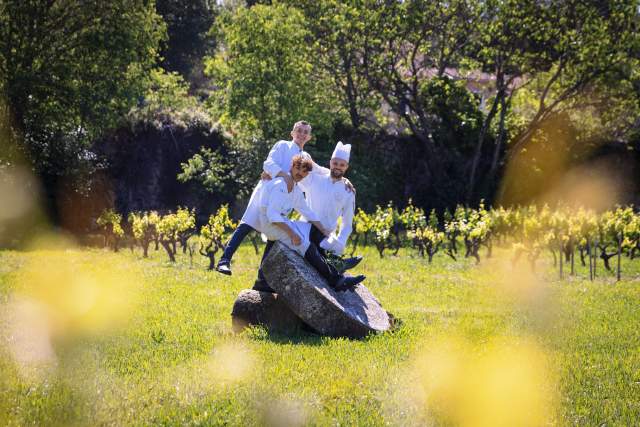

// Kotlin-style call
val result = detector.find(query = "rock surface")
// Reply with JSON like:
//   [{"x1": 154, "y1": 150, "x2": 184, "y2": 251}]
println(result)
[
  {"x1": 262, "y1": 242, "x2": 391, "y2": 339},
  {"x1": 231, "y1": 289, "x2": 307, "y2": 335}
]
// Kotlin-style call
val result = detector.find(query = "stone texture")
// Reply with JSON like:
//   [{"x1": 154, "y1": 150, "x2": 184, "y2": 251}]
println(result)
[
  {"x1": 231, "y1": 289, "x2": 307, "y2": 335},
  {"x1": 262, "y1": 242, "x2": 391, "y2": 339}
]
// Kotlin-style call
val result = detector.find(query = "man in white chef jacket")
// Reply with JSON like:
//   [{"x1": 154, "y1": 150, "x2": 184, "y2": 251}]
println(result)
[
  {"x1": 298, "y1": 141, "x2": 360, "y2": 267},
  {"x1": 247, "y1": 154, "x2": 366, "y2": 291},
  {"x1": 216, "y1": 121, "x2": 313, "y2": 275},
  {"x1": 217, "y1": 121, "x2": 355, "y2": 276}
]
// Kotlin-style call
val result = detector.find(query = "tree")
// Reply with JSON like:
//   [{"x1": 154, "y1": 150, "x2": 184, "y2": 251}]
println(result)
[
  {"x1": 177, "y1": 147, "x2": 231, "y2": 194},
  {"x1": 205, "y1": 3, "x2": 335, "y2": 142},
  {"x1": 466, "y1": 0, "x2": 555, "y2": 200},
  {"x1": 199, "y1": 205, "x2": 236, "y2": 270},
  {"x1": 500, "y1": 1, "x2": 640, "y2": 203},
  {"x1": 97, "y1": 209, "x2": 124, "y2": 252},
  {"x1": 0, "y1": 0, "x2": 166, "y2": 216},
  {"x1": 312, "y1": 0, "x2": 483, "y2": 207},
  {"x1": 284, "y1": 0, "x2": 376, "y2": 130},
  {"x1": 156, "y1": 208, "x2": 195, "y2": 262},
  {"x1": 155, "y1": 0, "x2": 218, "y2": 80},
  {"x1": 128, "y1": 211, "x2": 160, "y2": 258}
]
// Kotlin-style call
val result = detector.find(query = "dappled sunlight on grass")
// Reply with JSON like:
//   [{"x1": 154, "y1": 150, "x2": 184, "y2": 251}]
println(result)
[
  {"x1": 0, "y1": 244, "x2": 638, "y2": 425},
  {"x1": 411, "y1": 335, "x2": 558, "y2": 426},
  {"x1": 12, "y1": 251, "x2": 141, "y2": 339},
  {"x1": 0, "y1": 238, "x2": 143, "y2": 397},
  {"x1": 257, "y1": 394, "x2": 313, "y2": 427}
]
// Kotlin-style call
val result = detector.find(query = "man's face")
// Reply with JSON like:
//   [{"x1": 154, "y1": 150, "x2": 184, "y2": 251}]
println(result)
[
  {"x1": 329, "y1": 158, "x2": 349, "y2": 179},
  {"x1": 291, "y1": 164, "x2": 311, "y2": 182},
  {"x1": 291, "y1": 125, "x2": 312, "y2": 145}
]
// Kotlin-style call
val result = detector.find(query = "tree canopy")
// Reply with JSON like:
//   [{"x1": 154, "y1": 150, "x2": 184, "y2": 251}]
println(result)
[{"x1": 0, "y1": 0, "x2": 165, "y2": 180}]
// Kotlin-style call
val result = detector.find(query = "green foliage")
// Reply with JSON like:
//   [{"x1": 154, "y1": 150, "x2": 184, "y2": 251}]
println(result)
[
  {"x1": 177, "y1": 147, "x2": 231, "y2": 194},
  {"x1": 128, "y1": 211, "x2": 160, "y2": 257},
  {"x1": 0, "y1": 0, "x2": 166, "y2": 178},
  {"x1": 199, "y1": 204, "x2": 236, "y2": 269},
  {"x1": 419, "y1": 77, "x2": 483, "y2": 153},
  {"x1": 97, "y1": 208, "x2": 124, "y2": 251},
  {"x1": 156, "y1": 0, "x2": 218, "y2": 77},
  {"x1": 370, "y1": 203, "x2": 399, "y2": 258},
  {"x1": 127, "y1": 68, "x2": 212, "y2": 130},
  {"x1": 2, "y1": 242, "x2": 640, "y2": 424},
  {"x1": 285, "y1": 0, "x2": 376, "y2": 130},
  {"x1": 205, "y1": 3, "x2": 334, "y2": 141},
  {"x1": 349, "y1": 202, "x2": 640, "y2": 280},
  {"x1": 156, "y1": 207, "x2": 196, "y2": 262}
]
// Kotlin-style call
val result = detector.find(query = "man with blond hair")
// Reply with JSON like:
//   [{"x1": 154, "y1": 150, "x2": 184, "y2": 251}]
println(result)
[
  {"x1": 216, "y1": 121, "x2": 314, "y2": 275},
  {"x1": 242, "y1": 154, "x2": 365, "y2": 291}
]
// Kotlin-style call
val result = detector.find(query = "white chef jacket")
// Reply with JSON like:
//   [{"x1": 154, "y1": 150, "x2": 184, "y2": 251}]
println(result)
[
  {"x1": 298, "y1": 166, "x2": 355, "y2": 255},
  {"x1": 244, "y1": 177, "x2": 318, "y2": 256},
  {"x1": 241, "y1": 140, "x2": 311, "y2": 229},
  {"x1": 263, "y1": 140, "x2": 306, "y2": 178}
]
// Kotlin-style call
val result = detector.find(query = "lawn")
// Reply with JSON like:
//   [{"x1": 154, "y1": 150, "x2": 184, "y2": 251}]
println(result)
[{"x1": 1, "y1": 240, "x2": 639, "y2": 426}]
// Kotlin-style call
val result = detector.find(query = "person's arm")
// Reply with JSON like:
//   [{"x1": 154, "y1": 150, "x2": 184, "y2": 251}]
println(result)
[
  {"x1": 272, "y1": 221, "x2": 301, "y2": 246},
  {"x1": 312, "y1": 160, "x2": 330, "y2": 176},
  {"x1": 266, "y1": 183, "x2": 302, "y2": 246},
  {"x1": 263, "y1": 141, "x2": 286, "y2": 178},
  {"x1": 335, "y1": 192, "x2": 355, "y2": 252},
  {"x1": 265, "y1": 181, "x2": 289, "y2": 224},
  {"x1": 293, "y1": 189, "x2": 320, "y2": 223},
  {"x1": 343, "y1": 177, "x2": 356, "y2": 194}
]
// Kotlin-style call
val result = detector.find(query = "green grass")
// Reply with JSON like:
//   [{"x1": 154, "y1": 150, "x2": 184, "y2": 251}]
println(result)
[{"x1": 1, "y1": 243, "x2": 639, "y2": 426}]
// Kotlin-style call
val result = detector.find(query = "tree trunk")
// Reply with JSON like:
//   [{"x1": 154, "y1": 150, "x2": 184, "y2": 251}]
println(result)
[
  {"x1": 570, "y1": 248, "x2": 574, "y2": 276},
  {"x1": 559, "y1": 242, "x2": 563, "y2": 279},
  {"x1": 467, "y1": 82, "x2": 503, "y2": 202},
  {"x1": 593, "y1": 239, "x2": 598, "y2": 277},
  {"x1": 350, "y1": 234, "x2": 359, "y2": 256},
  {"x1": 377, "y1": 242, "x2": 385, "y2": 258},
  {"x1": 617, "y1": 235, "x2": 622, "y2": 282},
  {"x1": 592, "y1": 240, "x2": 593, "y2": 282},
  {"x1": 487, "y1": 93, "x2": 510, "y2": 195},
  {"x1": 161, "y1": 241, "x2": 176, "y2": 262}
]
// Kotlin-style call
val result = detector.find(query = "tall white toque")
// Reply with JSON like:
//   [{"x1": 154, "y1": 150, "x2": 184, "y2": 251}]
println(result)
[{"x1": 331, "y1": 141, "x2": 351, "y2": 162}]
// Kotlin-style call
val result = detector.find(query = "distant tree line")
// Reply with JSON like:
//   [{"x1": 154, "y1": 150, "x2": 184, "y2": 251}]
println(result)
[{"x1": 1, "y1": 0, "x2": 639, "y2": 228}]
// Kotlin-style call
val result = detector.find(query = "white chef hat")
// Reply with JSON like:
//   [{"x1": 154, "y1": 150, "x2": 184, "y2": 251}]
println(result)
[{"x1": 331, "y1": 141, "x2": 351, "y2": 162}]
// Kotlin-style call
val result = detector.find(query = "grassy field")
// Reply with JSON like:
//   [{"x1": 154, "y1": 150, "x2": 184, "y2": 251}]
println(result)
[{"x1": 1, "y1": 240, "x2": 639, "y2": 426}]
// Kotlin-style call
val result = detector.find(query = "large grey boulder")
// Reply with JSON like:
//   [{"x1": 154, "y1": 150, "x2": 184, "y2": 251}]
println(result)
[
  {"x1": 262, "y1": 242, "x2": 391, "y2": 339},
  {"x1": 231, "y1": 289, "x2": 307, "y2": 335}
]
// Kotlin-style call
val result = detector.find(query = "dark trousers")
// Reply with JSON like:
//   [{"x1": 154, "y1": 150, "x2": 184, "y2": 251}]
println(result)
[
  {"x1": 257, "y1": 240, "x2": 274, "y2": 283},
  {"x1": 257, "y1": 241, "x2": 340, "y2": 290},
  {"x1": 220, "y1": 223, "x2": 255, "y2": 264},
  {"x1": 256, "y1": 223, "x2": 326, "y2": 283},
  {"x1": 308, "y1": 224, "x2": 327, "y2": 256}
]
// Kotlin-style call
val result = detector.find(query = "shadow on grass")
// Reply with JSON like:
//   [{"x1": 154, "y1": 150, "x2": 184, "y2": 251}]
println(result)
[{"x1": 241, "y1": 312, "x2": 406, "y2": 345}]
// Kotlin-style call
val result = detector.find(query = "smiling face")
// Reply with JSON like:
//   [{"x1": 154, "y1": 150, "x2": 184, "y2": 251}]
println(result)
[
  {"x1": 329, "y1": 157, "x2": 349, "y2": 179},
  {"x1": 290, "y1": 154, "x2": 313, "y2": 182},
  {"x1": 290, "y1": 122, "x2": 312, "y2": 146},
  {"x1": 291, "y1": 163, "x2": 311, "y2": 182}
]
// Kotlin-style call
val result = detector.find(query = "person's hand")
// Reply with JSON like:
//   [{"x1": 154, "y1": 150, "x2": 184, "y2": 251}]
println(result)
[
  {"x1": 261, "y1": 171, "x2": 272, "y2": 181},
  {"x1": 290, "y1": 232, "x2": 302, "y2": 246},
  {"x1": 344, "y1": 178, "x2": 356, "y2": 194}
]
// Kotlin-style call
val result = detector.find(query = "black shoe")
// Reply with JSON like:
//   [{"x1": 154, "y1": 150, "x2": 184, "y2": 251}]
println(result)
[
  {"x1": 334, "y1": 274, "x2": 365, "y2": 292},
  {"x1": 216, "y1": 260, "x2": 232, "y2": 276},
  {"x1": 339, "y1": 256, "x2": 363, "y2": 273},
  {"x1": 252, "y1": 279, "x2": 275, "y2": 293}
]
